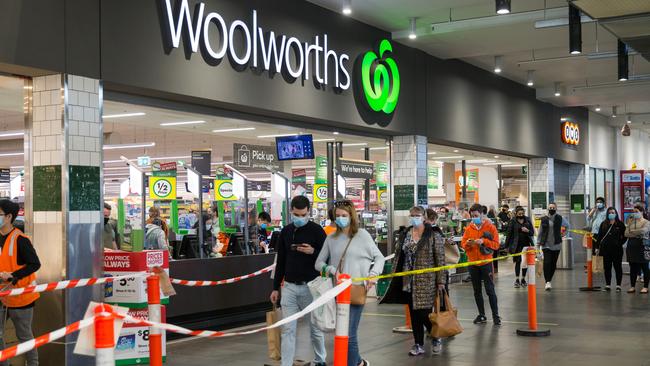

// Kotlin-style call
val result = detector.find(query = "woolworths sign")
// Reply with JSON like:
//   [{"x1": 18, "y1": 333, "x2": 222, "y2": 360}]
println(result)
[{"x1": 161, "y1": 0, "x2": 400, "y2": 124}]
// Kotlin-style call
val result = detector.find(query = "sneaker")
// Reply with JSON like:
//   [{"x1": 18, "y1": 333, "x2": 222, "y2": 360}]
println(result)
[
  {"x1": 311, "y1": 362, "x2": 327, "y2": 366},
  {"x1": 360, "y1": 359, "x2": 370, "y2": 366},
  {"x1": 641, "y1": 288, "x2": 649, "y2": 294},
  {"x1": 520, "y1": 279, "x2": 528, "y2": 287},
  {"x1": 513, "y1": 279, "x2": 520, "y2": 288},
  {"x1": 545, "y1": 282, "x2": 552, "y2": 291},
  {"x1": 408, "y1": 344, "x2": 425, "y2": 356},
  {"x1": 604, "y1": 285, "x2": 611, "y2": 291},
  {"x1": 431, "y1": 338, "x2": 443, "y2": 355},
  {"x1": 493, "y1": 316, "x2": 502, "y2": 326},
  {"x1": 473, "y1": 315, "x2": 488, "y2": 324},
  {"x1": 627, "y1": 288, "x2": 635, "y2": 293},
  {"x1": 616, "y1": 286, "x2": 622, "y2": 292}
]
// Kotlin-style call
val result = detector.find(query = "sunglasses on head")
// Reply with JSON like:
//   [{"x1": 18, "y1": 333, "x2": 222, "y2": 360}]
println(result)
[{"x1": 335, "y1": 200, "x2": 353, "y2": 208}]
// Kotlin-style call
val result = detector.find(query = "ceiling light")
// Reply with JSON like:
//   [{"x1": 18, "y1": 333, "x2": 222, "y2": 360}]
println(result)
[
  {"x1": 103, "y1": 166, "x2": 131, "y2": 171},
  {"x1": 257, "y1": 133, "x2": 300, "y2": 138},
  {"x1": 554, "y1": 82, "x2": 561, "y2": 97},
  {"x1": 436, "y1": 155, "x2": 464, "y2": 159},
  {"x1": 495, "y1": 0, "x2": 510, "y2": 14},
  {"x1": 0, "y1": 152, "x2": 24, "y2": 157},
  {"x1": 612, "y1": 106, "x2": 618, "y2": 118},
  {"x1": 453, "y1": 149, "x2": 459, "y2": 153},
  {"x1": 342, "y1": 0, "x2": 351, "y2": 15},
  {"x1": 210, "y1": 161, "x2": 233, "y2": 165},
  {"x1": 103, "y1": 142, "x2": 156, "y2": 150},
  {"x1": 313, "y1": 138, "x2": 336, "y2": 142},
  {"x1": 484, "y1": 161, "x2": 512, "y2": 166},
  {"x1": 494, "y1": 55, "x2": 503, "y2": 73},
  {"x1": 627, "y1": 114, "x2": 632, "y2": 124},
  {"x1": 160, "y1": 120, "x2": 205, "y2": 126},
  {"x1": 526, "y1": 70, "x2": 534, "y2": 86},
  {"x1": 367, "y1": 146, "x2": 389, "y2": 150},
  {"x1": 343, "y1": 143, "x2": 368, "y2": 147},
  {"x1": 569, "y1": 4, "x2": 582, "y2": 55},
  {"x1": 502, "y1": 164, "x2": 526, "y2": 167},
  {"x1": 408, "y1": 18, "x2": 417, "y2": 40},
  {"x1": 103, "y1": 112, "x2": 146, "y2": 119},
  {"x1": 333, "y1": 131, "x2": 340, "y2": 135},
  {"x1": 494, "y1": 155, "x2": 499, "y2": 159},
  {"x1": 618, "y1": 39, "x2": 628, "y2": 81},
  {"x1": 427, "y1": 151, "x2": 437, "y2": 155},
  {"x1": 595, "y1": 105, "x2": 601, "y2": 112},
  {"x1": 212, "y1": 127, "x2": 256, "y2": 133},
  {"x1": 466, "y1": 159, "x2": 495, "y2": 164},
  {"x1": 0, "y1": 131, "x2": 24, "y2": 138}
]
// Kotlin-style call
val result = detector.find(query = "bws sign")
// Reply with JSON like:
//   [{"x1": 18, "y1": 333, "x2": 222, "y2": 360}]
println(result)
[
  {"x1": 561, "y1": 122, "x2": 580, "y2": 146},
  {"x1": 160, "y1": 0, "x2": 400, "y2": 124}
]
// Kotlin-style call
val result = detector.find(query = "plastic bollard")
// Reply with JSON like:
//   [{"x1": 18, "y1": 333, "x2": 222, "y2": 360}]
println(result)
[
  {"x1": 147, "y1": 275, "x2": 163, "y2": 366},
  {"x1": 334, "y1": 274, "x2": 351, "y2": 366},
  {"x1": 579, "y1": 235, "x2": 601, "y2": 291},
  {"x1": 392, "y1": 305, "x2": 413, "y2": 334},
  {"x1": 516, "y1": 248, "x2": 550, "y2": 337},
  {"x1": 94, "y1": 304, "x2": 115, "y2": 366}
]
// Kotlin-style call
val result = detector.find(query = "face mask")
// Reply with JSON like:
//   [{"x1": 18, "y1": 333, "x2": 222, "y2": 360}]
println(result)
[
  {"x1": 634, "y1": 212, "x2": 642, "y2": 219},
  {"x1": 597, "y1": 203, "x2": 604, "y2": 209},
  {"x1": 409, "y1": 216, "x2": 423, "y2": 227},
  {"x1": 260, "y1": 223, "x2": 268, "y2": 230},
  {"x1": 472, "y1": 217, "x2": 482, "y2": 226},
  {"x1": 104, "y1": 217, "x2": 109, "y2": 225},
  {"x1": 335, "y1": 217, "x2": 350, "y2": 228},
  {"x1": 517, "y1": 216, "x2": 524, "y2": 221},
  {"x1": 206, "y1": 224, "x2": 212, "y2": 230},
  {"x1": 292, "y1": 215, "x2": 308, "y2": 228},
  {"x1": 0, "y1": 216, "x2": 4, "y2": 227},
  {"x1": 607, "y1": 213, "x2": 617, "y2": 220},
  {"x1": 548, "y1": 209, "x2": 556, "y2": 216}
]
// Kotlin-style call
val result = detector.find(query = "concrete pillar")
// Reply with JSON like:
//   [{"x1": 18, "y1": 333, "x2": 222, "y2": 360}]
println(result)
[
  {"x1": 391, "y1": 135, "x2": 427, "y2": 228},
  {"x1": 25, "y1": 74, "x2": 103, "y2": 366}
]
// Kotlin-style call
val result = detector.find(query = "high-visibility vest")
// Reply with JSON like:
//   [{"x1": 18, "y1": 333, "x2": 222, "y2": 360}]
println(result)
[{"x1": 0, "y1": 228, "x2": 40, "y2": 307}]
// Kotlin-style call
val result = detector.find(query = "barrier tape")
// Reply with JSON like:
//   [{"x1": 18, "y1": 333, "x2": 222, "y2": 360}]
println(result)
[
  {"x1": 353, "y1": 249, "x2": 541, "y2": 282},
  {"x1": 569, "y1": 229, "x2": 592, "y2": 236},
  {"x1": 0, "y1": 273, "x2": 146, "y2": 298},
  {"x1": 116, "y1": 279, "x2": 352, "y2": 338},
  {"x1": 0, "y1": 315, "x2": 97, "y2": 362},
  {"x1": 170, "y1": 264, "x2": 275, "y2": 287}
]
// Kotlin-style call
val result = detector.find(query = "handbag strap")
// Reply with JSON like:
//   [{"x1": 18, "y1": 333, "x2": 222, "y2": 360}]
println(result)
[{"x1": 336, "y1": 235, "x2": 355, "y2": 274}]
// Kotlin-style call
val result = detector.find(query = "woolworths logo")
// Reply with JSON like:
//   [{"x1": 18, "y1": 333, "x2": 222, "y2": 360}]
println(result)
[{"x1": 353, "y1": 39, "x2": 400, "y2": 126}]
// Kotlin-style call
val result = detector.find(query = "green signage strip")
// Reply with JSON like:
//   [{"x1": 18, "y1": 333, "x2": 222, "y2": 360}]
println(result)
[
  {"x1": 427, "y1": 166, "x2": 439, "y2": 190},
  {"x1": 375, "y1": 162, "x2": 388, "y2": 188},
  {"x1": 315, "y1": 156, "x2": 328, "y2": 184},
  {"x1": 394, "y1": 185, "x2": 414, "y2": 211}
]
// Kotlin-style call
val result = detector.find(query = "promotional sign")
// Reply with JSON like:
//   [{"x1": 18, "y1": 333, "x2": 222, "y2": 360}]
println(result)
[
  {"x1": 377, "y1": 189, "x2": 388, "y2": 205},
  {"x1": 313, "y1": 184, "x2": 328, "y2": 203},
  {"x1": 103, "y1": 250, "x2": 170, "y2": 308},
  {"x1": 234, "y1": 143, "x2": 282, "y2": 171},
  {"x1": 148, "y1": 176, "x2": 176, "y2": 200},
  {"x1": 620, "y1": 170, "x2": 645, "y2": 219},
  {"x1": 374, "y1": 162, "x2": 388, "y2": 188},
  {"x1": 137, "y1": 156, "x2": 150, "y2": 168},
  {"x1": 191, "y1": 150, "x2": 212, "y2": 176},
  {"x1": 247, "y1": 181, "x2": 271, "y2": 192},
  {"x1": 0, "y1": 168, "x2": 10, "y2": 183},
  {"x1": 152, "y1": 161, "x2": 177, "y2": 177},
  {"x1": 427, "y1": 166, "x2": 439, "y2": 190},
  {"x1": 315, "y1": 156, "x2": 328, "y2": 184},
  {"x1": 455, "y1": 169, "x2": 479, "y2": 203},
  {"x1": 214, "y1": 179, "x2": 236, "y2": 201},
  {"x1": 292, "y1": 169, "x2": 307, "y2": 196},
  {"x1": 116, "y1": 307, "x2": 167, "y2": 365},
  {"x1": 338, "y1": 158, "x2": 374, "y2": 179},
  {"x1": 561, "y1": 121, "x2": 580, "y2": 146}
]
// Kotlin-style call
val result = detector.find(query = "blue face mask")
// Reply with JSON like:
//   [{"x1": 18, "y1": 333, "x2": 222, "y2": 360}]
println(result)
[
  {"x1": 335, "y1": 217, "x2": 350, "y2": 228},
  {"x1": 472, "y1": 217, "x2": 482, "y2": 226},
  {"x1": 634, "y1": 212, "x2": 643, "y2": 219},
  {"x1": 260, "y1": 223, "x2": 268, "y2": 230},
  {"x1": 292, "y1": 215, "x2": 308, "y2": 227},
  {"x1": 0, "y1": 215, "x2": 4, "y2": 228},
  {"x1": 409, "y1": 216, "x2": 423, "y2": 227},
  {"x1": 607, "y1": 213, "x2": 617, "y2": 221},
  {"x1": 597, "y1": 203, "x2": 604, "y2": 209}
]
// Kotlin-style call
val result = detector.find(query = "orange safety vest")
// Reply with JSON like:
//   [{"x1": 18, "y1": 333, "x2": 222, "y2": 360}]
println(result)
[{"x1": 0, "y1": 228, "x2": 40, "y2": 307}]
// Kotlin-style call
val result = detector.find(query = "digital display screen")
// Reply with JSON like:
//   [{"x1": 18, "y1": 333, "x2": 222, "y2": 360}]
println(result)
[{"x1": 276, "y1": 135, "x2": 314, "y2": 161}]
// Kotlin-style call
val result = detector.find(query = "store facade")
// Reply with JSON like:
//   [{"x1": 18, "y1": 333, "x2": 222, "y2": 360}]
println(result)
[{"x1": 0, "y1": 1, "x2": 591, "y2": 365}]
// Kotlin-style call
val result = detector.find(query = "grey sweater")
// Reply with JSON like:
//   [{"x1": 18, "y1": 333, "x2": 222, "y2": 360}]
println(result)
[{"x1": 315, "y1": 229, "x2": 385, "y2": 285}]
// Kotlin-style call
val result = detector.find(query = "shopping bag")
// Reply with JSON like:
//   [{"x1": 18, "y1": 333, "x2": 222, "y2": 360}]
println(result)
[
  {"x1": 536, "y1": 257, "x2": 544, "y2": 277},
  {"x1": 308, "y1": 276, "x2": 336, "y2": 332},
  {"x1": 429, "y1": 290, "x2": 463, "y2": 338},
  {"x1": 266, "y1": 306, "x2": 282, "y2": 361}
]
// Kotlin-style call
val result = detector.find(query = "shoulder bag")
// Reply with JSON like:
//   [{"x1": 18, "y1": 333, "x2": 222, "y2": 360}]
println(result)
[
  {"x1": 338, "y1": 236, "x2": 367, "y2": 305},
  {"x1": 592, "y1": 224, "x2": 613, "y2": 274},
  {"x1": 429, "y1": 289, "x2": 463, "y2": 338}
]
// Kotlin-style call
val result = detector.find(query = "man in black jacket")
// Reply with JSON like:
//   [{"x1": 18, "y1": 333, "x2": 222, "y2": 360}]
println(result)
[
  {"x1": 269, "y1": 196, "x2": 326, "y2": 366},
  {"x1": 537, "y1": 203, "x2": 568, "y2": 291}
]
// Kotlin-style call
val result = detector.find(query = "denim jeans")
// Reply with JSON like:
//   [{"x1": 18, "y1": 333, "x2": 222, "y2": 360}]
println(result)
[
  {"x1": 0, "y1": 306, "x2": 38, "y2": 366},
  {"x1": 280, "y1": 282, "x2": 326, "y2": 366},
  {"x1": 348, "y1": 304, "x2": 364, "y2": 366}
]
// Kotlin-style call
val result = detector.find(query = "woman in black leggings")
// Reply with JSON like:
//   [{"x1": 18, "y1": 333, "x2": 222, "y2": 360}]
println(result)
[
  {"x1": 595, "y1": 207, "x2": 626, "y2": 291},
  {"x1": 624, "y1": 204, "x2": 650, "y2": 294},
  {"x1": 505, "y1": 207, "x2": 535, "y2": 288}
]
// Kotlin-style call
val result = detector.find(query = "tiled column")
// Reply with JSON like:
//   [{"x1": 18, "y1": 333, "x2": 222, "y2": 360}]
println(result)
[
  {"x1": 26, "y1": 74, "x2": 102, "y2": 366},
  {"x1": 391, "y1": 135, "x2": 427, "y2": 228},
  {"x1": 529, "y1": 158, "x2": 555, "y2": 211},
  {"x1": 569, "y1": 163, "x2": 588, "y2": 213}
]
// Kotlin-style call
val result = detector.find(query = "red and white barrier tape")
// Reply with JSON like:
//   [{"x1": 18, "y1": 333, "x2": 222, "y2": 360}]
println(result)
[
  {"x1": 0, "y1": 274, "x2": 144, "y2": 298},
  {"x1": 0, "y1": 315, "x2": 97, "y2": 361},
  {"x1": 170, "y1": 264, "x2": 275, "y2": 287},
  {"x1": 118, "y1": 279, "x2": 351, "y2": 338}
]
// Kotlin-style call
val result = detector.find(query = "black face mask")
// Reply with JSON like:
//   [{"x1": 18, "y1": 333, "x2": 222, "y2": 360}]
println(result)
[
  {"x1": 517, "y1": 216, "x2": 525, "y2": 221},
  {"x1": 548, "y1": 209, "x2": 557, "y2": 216},
  {"x1": 104, "y1": 217, "x2": 109, "y2": 225}
]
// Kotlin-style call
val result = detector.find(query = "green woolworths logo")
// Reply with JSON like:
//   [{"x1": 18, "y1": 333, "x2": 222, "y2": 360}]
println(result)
[{"x1": 354, "y1": 39, "x2": 400, "y2": 126}]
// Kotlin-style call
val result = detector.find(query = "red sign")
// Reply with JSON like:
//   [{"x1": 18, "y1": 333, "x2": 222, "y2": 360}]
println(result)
[
  {"x1": 561, "y1": 122, "x2": 580, "y2": 145},
  {"x1": 155, "y1": 162, "x2": 177, "y2": 172},
  {"x1": 104, "y1": 250, "x2": 170, "y2": 272},
  {"x1": 123, "y1": 306, "x2": 167, "y2": 329}
]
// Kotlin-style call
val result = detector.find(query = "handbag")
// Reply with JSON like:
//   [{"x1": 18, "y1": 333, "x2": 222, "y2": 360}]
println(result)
[
  {"x1": 266, "y1": 305, "x2": 282, "y2": 360},
  {"x1": 308, "y1": 276, "x2": 336, "y2": 332},
  {"x1": 444, "y1": 239, "x2": 460, "y2": 265},
  {"x1": 429, "y1": 290, "x2": 463, "y2": 338},
  {"x1": 591, "y1": 251, "x2": 604, "y2": 273},
  {"x1": 337, "y1": 236, "x2": 367, "y2": 305}
]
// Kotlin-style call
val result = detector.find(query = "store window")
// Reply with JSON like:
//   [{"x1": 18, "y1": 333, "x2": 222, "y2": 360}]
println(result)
[{"x1": 589, "y1": 167, "x2": 615, "y2": 209}]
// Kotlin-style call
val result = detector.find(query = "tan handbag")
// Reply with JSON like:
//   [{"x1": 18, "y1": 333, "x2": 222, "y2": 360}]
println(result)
[
  {"x1": 266, "y1": 305, "x2": 282, "y2": 360},
  {"x1": 592, "y1": 252, "x2": 604, "y2": 273},
  {"x1": 429, "y1": 290, "x2": 463, "y2": 338},
  {"x1": 337, "y1": 236, "x2": 367, "y2": 305},
  {"x1": 444, "y1": 239, "x2": 461, "y2": 264}
]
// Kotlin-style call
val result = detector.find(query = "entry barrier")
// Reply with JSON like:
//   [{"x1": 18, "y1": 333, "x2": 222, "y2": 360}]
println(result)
[
  {"x1": 169, "y1": 264, "x2": 276, "y2": 286},
  {"x1": 147, "y1": 275, "x2": 163, "y2": 366},
  {"x1": 579, "y1": 233, "x2": 601, "y2": 291},
  {"x1": 334, "y1": 274, "x2": 351, "y2": 366},
  {"x1": 94, "y1": 304, "x2": 116, "y2": 366},
  {"x1": 516, "y1": 247, "x2": 550, "y2": 337},
  {"x1": 0, "y1": 273, "x2": 146, "y2": 298}
]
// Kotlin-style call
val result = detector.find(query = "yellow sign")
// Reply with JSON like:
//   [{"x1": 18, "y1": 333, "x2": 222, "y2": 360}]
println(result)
[
  {"x1": 313, "y1": 184, "x2": 328, "y2": 203},
  {"x1": 377, "y1": 189, "x2": 387, "y2": 204},
  {"x1": 149, "y1": 176, "x2": 176, "y2": 200},
  {"x1": 214, "y1": 180, "x2": 236, "y2": 201}
]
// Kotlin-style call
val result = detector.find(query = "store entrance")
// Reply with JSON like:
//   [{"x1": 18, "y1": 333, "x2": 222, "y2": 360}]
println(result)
[{"x1": 0, "y1": 75, "x2": 26, "y2": 224}]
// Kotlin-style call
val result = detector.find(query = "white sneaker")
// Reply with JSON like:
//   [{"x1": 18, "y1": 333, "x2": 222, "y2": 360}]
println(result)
[{"x1": 545, "y1": 282, "x2": 552, "y2": 291}]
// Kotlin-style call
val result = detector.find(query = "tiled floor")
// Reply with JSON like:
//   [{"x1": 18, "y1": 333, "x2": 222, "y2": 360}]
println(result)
[{"x1": 165, "y1": 264, "x2": 650, "y2": 366}]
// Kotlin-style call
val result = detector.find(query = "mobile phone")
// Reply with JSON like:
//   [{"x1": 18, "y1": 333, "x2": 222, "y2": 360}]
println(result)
[{"x1": 290, "y1": 244, "x2": 299, "y2": 251}]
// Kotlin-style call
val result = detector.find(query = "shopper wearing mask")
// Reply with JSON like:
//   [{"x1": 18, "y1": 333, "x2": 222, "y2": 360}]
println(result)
[
  {"x1": 270, "y1": 196, "x2": 327, "y2": 366},
  {"x1": 537, "y1": 203, "x2": 569, "y2": 291},
  {"x1": 461, "y1": 204, "x2": 501, "y2": 325},
  {"x1": 316, "y1": 200, "x2": 384, "y2": 366},
  {"x1": 588, "y1": 197, "x2": 608, "y2": 254},
  {"x1": 103, "y1": 202, "x2": 120, "y2": 250},
  {"x1": 596, "y1": 208, "x2": 626, "y2": 292},
  {"x1": 505, "y1": 207, "x2": 535, "y2": 288},
  {"x1": 624, "y1": 204, "x2": 650, "y2": 294},
  {"x1": 380, "y1": 206, "x2": 446, "y2": 356},
  {"x1": 497, "y1": 204, "x2": 511, "y2": 230},
  {"x1": 144, "y1": 218, "x2": 169, "y2": 251},
  {"x1": 256, "y1": 211, "x2": 272, "y2": 253}
]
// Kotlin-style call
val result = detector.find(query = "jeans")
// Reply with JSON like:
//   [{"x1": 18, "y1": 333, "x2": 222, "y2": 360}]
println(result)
[
  {"x1": 0, "y1": 306, "x2": 38, "y2": 366},
  {"x1": 543, "y1": 249, "x2": 560, "y2": 283},
  {"x1": 348, "y1": 304, "x2": 364, "y2": 366},
  {"x1": 280, "y1": 282, "x2": 326, "y2": 366},
  {"x1": 603, "y1": 252, "x2": 623, "y2": 286},
  {"x1": 629, "y1": 263, "x2": 650, "y2": 288},
  {"x1": 468, "y1": 264, "x2": 499, "y2": 318}
]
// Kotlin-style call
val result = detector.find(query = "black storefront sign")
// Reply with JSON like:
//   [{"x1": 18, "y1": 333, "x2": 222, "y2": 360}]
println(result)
[
  {"x1": 0, "y1": 169, "x2": 9, "y2": 183},
  {"x1": 191, "y1": 150, "x2": 212, "y2": 176},
  {"x1": 247, "y1": 181, "x2": 271, "y2": 192},
  {"x1": 337, "y1": 158, "x2": 374, "y2": 179},
  {"x1": 234, "y1": 143, "x2": 282, "y2": 171}
]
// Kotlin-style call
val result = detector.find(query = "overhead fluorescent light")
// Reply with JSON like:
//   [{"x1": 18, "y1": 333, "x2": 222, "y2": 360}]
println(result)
[
  {"x1": 467, "y1": 159, "x2": 495, "y2": 164},
  {"x1": 103, "y1": 112, "x2": 146, "y2": 119},
  {"x1": 554, "y1": 82, "x2": 561, "y2": 96},
  {"x1": 342, "y1": 0, "x2": 352, "y2": 15},
  {"x1": 103, "y1": 142, "x2": 156, "y2": 150},
  {"x1": 569, "y1": 4, "x2": 582, "y2": 55},
  {"x1": 160, "y1": 120, "x2": 205, "y2": 126},
  {"x1": 257, "y1": 133, "x2": 300, "y2": 138},
  {"x1": 408, "y1": 17, "x2": 417, "y2": 40},
  {"x1": 526, "y1": 70, "x2": 534, "y2": 86},
  {"x1": 427, "y1": 151, "x2": 437, "y2": 155},
  {"x1": 502, "y1": 164, "x2": 526, "y2": 167},
  {"x1": 595, "y1": 105, "x2": 601, "y2": 112},
  {"x1": 494, "y1": 55, "x2": 503, "y2": 73},
  {"x1": 496, "y1": 0, "x2": 510, "y2": 14},
  {"x1": 314, "y1": 138, "x2": 336, "y2": 142},
  {"x1": 210, "y1": 161, "x2": 233, "y2": 165},
  {"x1": 150, "y1": 155, "x2": 191, "y2": 160},
  {"x1": 436, "y1": 155, "x2": 464, "y2": 159},
  {"x1": 10, "y1": 166, "x2": 24, "y2": 169},
  {"x1": 453, "y1": 149, "x2": 460, "y2": 153},
  {"x1": 0, "y1": 131, "x2": 24, "y2": 138},
  {"x1": 104, "y1": 173, "x2": 130, "y2": 177},
  {"x1": 212, "y1": 127, "x2": 256, "y2": 133},
  {"x1": 343, "y1": 143, "x2": 368, "y2": 147},
  {"x1": 484, "y1": 161, "x2": 512, "y2": 166},
  {"x1": 0, "y1": 152, "x2": 25, "y2": 157},
  {"x1": 103, "y1": 166, "x2": 131, "y2": 171},
  {"x1": 367, "y1": 146, "x2": 389, "y2": 150}
]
